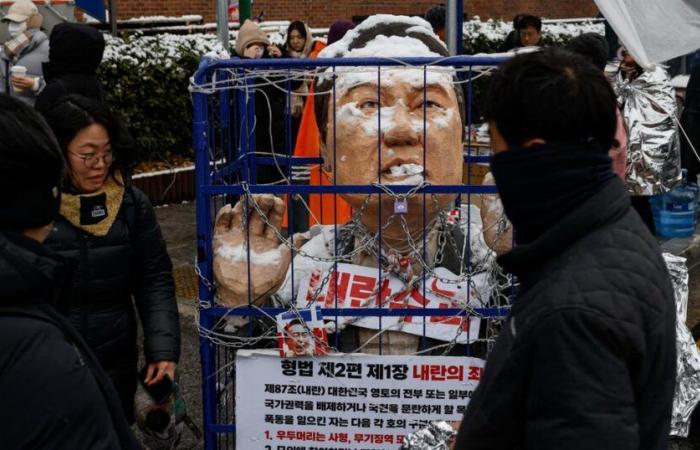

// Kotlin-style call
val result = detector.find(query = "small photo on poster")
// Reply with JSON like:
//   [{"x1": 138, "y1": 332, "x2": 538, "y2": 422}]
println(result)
[{"x1": 276, "y1": 307, "x2": 328, "y2": 358}]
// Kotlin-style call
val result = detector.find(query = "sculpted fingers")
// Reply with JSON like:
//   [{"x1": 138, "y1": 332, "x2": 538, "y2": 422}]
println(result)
[
  {"x1": 265, "y1": 196, "x2": 286, "y2": 241},
  {"x1": 248, "y1": 194, "x2": 275, "y2": 236},
  {"x1": 214, "y1": 204, "x2": 233, "y2": 234}
]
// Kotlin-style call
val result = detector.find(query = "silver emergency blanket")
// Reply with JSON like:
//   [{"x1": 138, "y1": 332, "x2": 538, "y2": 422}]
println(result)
[
  {"x1": 664, "y1": 253, "x2": 700, "y2": 437},
  {"x1": 615, "y1": 66, "x2": 681, "y2": 196},
  {"x1": 401, "y1": 421, "x2": 457, "y2": 450}
]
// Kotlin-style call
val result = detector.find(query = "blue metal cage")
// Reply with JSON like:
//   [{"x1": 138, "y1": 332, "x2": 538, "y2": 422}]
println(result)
[{"x1": 192, "y1": 55, "x2": 510, "y2": 449}]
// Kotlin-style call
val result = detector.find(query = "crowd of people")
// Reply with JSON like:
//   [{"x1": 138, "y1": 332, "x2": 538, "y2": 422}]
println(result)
[{"x1": 0, "y1": 0, "x2": 693, "y2": 448}]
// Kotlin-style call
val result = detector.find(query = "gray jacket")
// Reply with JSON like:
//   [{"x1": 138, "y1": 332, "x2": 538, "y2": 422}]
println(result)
[{"x1": 0, "y1": 30, "x2": 49, "y2": 106}]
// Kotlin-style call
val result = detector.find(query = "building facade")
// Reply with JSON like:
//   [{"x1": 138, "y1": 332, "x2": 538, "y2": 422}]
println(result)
[{"x1": 117, "y1": 0, "x2": 599, "y2": 26}]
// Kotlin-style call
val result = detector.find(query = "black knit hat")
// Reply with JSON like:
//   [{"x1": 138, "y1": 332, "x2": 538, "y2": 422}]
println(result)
[
  {"x1": 567, "y1": 33, "x2": 609, "y2": 71},
  {"x1": 0, "y1": 94, "x2": 64, "y2": 231},
  {"x1": 45, "y1": 22, "x2": 105, "y2": 79}
]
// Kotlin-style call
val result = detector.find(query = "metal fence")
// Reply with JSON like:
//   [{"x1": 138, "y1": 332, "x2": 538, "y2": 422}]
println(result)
[{"x1": 191, "y1": 54, "x2": 511, "y2": 449}]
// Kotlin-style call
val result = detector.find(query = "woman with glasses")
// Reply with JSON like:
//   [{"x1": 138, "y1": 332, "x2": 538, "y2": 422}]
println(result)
[{"x1": 41, "y1": 95, "x2": 180, "y2": 424}]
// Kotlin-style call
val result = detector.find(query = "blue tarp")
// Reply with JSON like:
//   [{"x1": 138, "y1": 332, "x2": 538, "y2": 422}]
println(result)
[{"x1": 76, "y1": 0, "x2": 105, "y2": 22}]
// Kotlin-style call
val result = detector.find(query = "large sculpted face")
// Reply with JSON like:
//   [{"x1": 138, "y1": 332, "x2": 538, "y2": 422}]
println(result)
[{"x1": 322, "y1": 71, "x2": 463, "y2": 217}]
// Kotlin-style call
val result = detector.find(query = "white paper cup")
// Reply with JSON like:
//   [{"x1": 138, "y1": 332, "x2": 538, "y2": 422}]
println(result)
[{"x1": 10, "y1": 65, "x2": 28, "y2": 93}]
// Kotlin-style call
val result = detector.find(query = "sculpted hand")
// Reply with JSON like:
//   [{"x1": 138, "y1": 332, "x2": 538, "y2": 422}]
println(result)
[{"x1": 213, "y1": 195, "x2": 308, "y2": 306}]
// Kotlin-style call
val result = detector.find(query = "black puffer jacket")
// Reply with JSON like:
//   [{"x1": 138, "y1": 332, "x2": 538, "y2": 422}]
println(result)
[
  {"x1": 455, "y1": 179, "x2": 676, "y2": 450},
  {"x1": 0, "y1": 230, "x2": 140, "y2": 449},
  {"x1": 44, "y1": 183, "x2": 180, "y2": 420}
]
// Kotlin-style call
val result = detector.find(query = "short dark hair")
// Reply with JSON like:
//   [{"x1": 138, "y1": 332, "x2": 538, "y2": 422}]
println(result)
[
  {"x1": 0, "y1": 94, "x2": 65, "y2": 230},
  {"x1": 0, "y1": 94, "x2": 63, "y2": 187},
  {"x1": 424, "y1": 5, "x2": 446, "y2": 32},
  {"x1": 40, "y1": 95, "x2": 133, "y2": 186},
  {"x1": 314, "y1": 20, "x2": 465, "y2": 146},
  {"x1": 511, "y1": 14, "x2": 525, "y2": 29},
  {"x1": 484, "y1": 48, "x2": 617, "y2": 149},
  {"x1": 516, "y1": 15, "x2": 542, "y2": 33},
  {"x1": 567, "y1": 32, "x2": 609, "y2": 71}
]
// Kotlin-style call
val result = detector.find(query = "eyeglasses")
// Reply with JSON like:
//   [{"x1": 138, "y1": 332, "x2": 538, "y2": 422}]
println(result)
[{"x1": 69, "y1": 151, "x2": 114, "y2": 169}]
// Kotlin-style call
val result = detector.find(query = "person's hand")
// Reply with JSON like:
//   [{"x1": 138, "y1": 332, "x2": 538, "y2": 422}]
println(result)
[
  {"x1": 213, "y1": 195, "x2": 308, "y2": 306},
  {"x1": 144, "y1": 360, "x2": 177, "y2": 385},
  {"x1": 268, "y1": 45, "x2": 282, "y2": 57},
  {"x1": 11, "y1": 75, "x2": 35, "y2": 91}
]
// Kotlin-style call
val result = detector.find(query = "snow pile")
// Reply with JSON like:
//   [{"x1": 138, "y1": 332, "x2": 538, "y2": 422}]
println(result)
[
  {"x1": 463, "y1": 16, "x2": 605, "y2": 54},
  {"x1": 463, "y1": 16, "x2": 604, "y2": 42},
  {"x1": 103, "y1": 33, "x2": 223, "y2": 74},
  {"x1": 317, "y1": 15, "x2": 456, "y2": 103},
  {"x1": 320, "y1": 14, "x2": 441, "y2": 59},
  {"x1": 121, "y1": 15, "x2": 203, "y2": 24}
]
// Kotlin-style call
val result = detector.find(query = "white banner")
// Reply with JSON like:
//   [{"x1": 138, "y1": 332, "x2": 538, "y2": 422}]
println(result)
[
  {"x1": 235, "y1": 350, "x2": 485, "y2": 449},
  {"x1": 595, "y1": 0, "x2": 700, "y2": 68},
  {"x1": 296, "y1": 263, "x2": 485, "y2": 343}
]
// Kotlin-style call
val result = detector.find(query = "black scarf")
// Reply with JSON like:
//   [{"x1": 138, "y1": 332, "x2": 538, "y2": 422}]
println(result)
[{"x1": 490, "y1": 141, "x2": 615, "y2": 245}]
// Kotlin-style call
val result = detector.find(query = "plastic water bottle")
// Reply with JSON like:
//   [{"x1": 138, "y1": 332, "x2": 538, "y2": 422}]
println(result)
[{"x1": 650, "y1": 169, "x2": 697, "y2": 238}]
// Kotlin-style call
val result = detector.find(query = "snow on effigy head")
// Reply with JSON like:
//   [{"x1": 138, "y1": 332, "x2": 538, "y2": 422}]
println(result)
[{"x1": 316, "y1": 14, "x2": 457, "y2": 95}]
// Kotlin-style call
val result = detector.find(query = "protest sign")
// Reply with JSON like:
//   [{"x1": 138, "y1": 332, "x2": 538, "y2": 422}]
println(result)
[
  {"x1": 296, "y1": 263, "x2": 485, "y2": 343},
  {"x1": 236, "y1": 350, "x2": 485, "y2": 449},
  {"x1": 276, "y1": 307, "x2": 329, "y2": 358}
]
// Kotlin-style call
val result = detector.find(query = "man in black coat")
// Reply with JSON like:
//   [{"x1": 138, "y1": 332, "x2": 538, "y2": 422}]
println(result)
[
  {"x1": 0, "y1": 93, "x2": 140, "y2": 449},
  {"x1": 455, "y1": 49, "x2": 676, "y2": 449}
]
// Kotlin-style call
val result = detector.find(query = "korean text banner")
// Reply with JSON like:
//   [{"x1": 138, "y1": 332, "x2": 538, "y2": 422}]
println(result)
[{"x1": 235, "y1": 350, "x2": 485, "y2": 449}]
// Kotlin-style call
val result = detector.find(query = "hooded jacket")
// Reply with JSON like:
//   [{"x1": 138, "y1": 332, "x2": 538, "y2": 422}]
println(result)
[
  {"x1": 35, "y1": 23, "x2": 105, "y2": 113},
  {"x1": 235, "y1": 19, "x2": 270, "y2": 57},
  {"x1": 0, "y1": 230, "x2": 140, "y2": 449}
]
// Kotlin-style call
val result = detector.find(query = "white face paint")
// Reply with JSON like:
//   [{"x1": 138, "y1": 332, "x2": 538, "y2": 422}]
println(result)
[
  {"x1": 7, "y1": 21, "x2": 27, "y2": 38},
  {"x1": 335, "y1": 88, "x2": 456, "y2": 139},
  {"x1": 324, "y1": 76, "x2": 463, "y2": 210}
]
